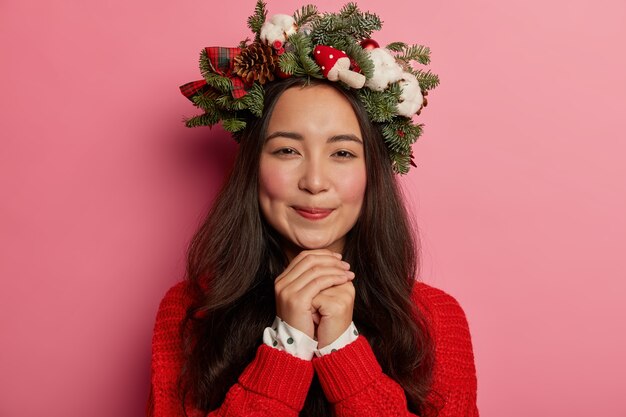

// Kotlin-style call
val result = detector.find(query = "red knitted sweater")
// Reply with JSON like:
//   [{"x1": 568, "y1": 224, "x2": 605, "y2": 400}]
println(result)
[{"x1": 147, "y1": 280, "x2": 478, "y2": 416}]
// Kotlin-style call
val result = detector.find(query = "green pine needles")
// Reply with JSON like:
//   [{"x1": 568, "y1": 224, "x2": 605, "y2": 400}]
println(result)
[
  {"x1": 182, "y1": 0, "x2": 440, "y2": 174},
  {"x1": 247, "y1": 0, "x2": 267, "y2": 41},
  {"x1": 293, "y1": 4, "x2": 319, "y2": 27},
  {"x1": 278, "y1": 33, "x2": 323, "y2": 78}
]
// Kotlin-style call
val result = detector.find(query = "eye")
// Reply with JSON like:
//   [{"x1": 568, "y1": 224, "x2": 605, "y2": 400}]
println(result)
[
  {"x1": 273, "y1": 147, "x2": 299, "y2": 157},
  {"x1": 333, "y1": 150, "x2": 357, "y2": 159}
]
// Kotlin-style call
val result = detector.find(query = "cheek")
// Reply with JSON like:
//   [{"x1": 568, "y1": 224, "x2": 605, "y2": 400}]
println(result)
[
  {"x1": 258, "y1": 157, "x2": 290, "y2": 202},
  {"x1": 338, "y1": 166, "x2": 367, "y2": 205}
]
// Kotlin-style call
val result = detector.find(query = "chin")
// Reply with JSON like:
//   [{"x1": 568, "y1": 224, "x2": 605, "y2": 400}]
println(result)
[{"x1": 293, "y1": 235, "x2": 342, "y2": 252}]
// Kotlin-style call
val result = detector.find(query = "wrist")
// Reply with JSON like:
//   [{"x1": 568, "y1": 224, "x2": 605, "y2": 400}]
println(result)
[
  {"x1": 316, "y1": 320, "x2": 353, "y2": 348},
  {"x1": 315, "y1": 322, "x2": 359, "y2": 356}
]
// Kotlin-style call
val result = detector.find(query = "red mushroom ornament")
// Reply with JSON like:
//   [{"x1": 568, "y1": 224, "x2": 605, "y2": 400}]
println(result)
[{"x1": 313, "y1": 45, "x2": 366, "y2": 89}]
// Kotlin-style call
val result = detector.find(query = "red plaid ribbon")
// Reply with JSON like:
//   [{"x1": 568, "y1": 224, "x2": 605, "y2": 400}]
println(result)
[{"x1": 180, "y1": 47, "x2": 249, "y2": 101}]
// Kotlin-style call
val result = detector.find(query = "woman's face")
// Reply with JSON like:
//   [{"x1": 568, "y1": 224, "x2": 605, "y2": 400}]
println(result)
[{"x1": 259, "y1": 84, "x2": 367, "y2": 259}]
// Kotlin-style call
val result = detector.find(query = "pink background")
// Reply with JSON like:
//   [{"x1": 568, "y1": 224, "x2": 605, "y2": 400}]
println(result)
[{"x1": 1, "y1": 0, "x2": 624, "y2": 415}]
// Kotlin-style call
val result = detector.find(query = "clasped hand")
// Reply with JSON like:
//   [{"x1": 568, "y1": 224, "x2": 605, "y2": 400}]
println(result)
[{"x1": 274, "y1": 249, "x2": 356, "y2": 349}]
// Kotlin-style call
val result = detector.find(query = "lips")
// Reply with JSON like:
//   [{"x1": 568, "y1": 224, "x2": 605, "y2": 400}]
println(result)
[{"x1": 293, "y1": 206, "x2": 334, "y2": 220}]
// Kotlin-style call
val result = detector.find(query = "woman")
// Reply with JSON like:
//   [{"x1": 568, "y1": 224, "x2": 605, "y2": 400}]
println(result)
[{"x1": 148, "y1": 3, "x2": 478, "y2": 417}]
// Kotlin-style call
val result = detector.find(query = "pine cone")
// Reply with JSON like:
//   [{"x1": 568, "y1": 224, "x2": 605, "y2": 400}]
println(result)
[{"x1": 233, "y1": 42, "x2": 278, "y2": 85}]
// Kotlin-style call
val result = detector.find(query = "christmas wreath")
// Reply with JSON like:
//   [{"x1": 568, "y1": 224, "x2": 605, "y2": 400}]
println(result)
[{"x1": 180, "y1": 1, "x2": 440, "y2": 174}]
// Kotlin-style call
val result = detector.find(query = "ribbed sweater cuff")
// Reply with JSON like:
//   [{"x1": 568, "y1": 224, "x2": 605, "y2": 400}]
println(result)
[
  {"x1": 312, "y1": 335, "x2": 382, "y2": 403},
  {"x1": 238, "y1": 344, "x2": 314, "y2": 411}
]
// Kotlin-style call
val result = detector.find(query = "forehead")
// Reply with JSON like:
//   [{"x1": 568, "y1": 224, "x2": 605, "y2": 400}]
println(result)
[{"x1": 266, "y1": 84, "x2": 362, "y2": 139}]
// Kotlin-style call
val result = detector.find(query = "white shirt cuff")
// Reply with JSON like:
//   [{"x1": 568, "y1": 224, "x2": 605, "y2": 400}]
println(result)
[
  {"x1": 262, "y1": 317, "x2": 318, "y2": 360},
  {"x1": 314, "y1": 321, "x2": 359, "y2": 357},
  {"x1": 262, "y1": 316, "x2": 359, "y2": 360}
]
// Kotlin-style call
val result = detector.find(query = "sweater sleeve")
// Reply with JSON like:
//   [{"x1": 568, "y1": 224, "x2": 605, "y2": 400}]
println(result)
[
  {"x1": 312, "y1": 335, "x2": 419, "y2": 416},
  {"x1": 310, "y1": 283, "x2": 479, "y2": 417},
  {"x1": 147, "y1": 281, "x2": 315, "y2": 417},
  {"x1": 418, "y1": 284, "x2": 479, "y2": 417}
]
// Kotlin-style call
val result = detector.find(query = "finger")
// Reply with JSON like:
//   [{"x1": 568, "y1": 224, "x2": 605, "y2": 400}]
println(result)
[
  {"x1": 311, "y1": 292, "x2": 333, "y2": 311},
  {"x1": 312, "y1": 293, "x2": 349, "y2": 320},
  {"x1": 312, "y1": 311, "x2": 321, "y2": 325},
  {"x1": 291, "y1": 274, "x2": 353, "y2": 306},
  {"x1": 280, "y1": 249, "x2": 342, "y2": 279},
  {"x1": 312, "y1": 288, "x2": 355, "y2": 316},
  {"x1": 283, "y1": 266, "x2": 354, "y2": 294},
  {"x1": 276, "y1": 273, "x2": 349, "y2": 330},
  {"x1": 276, "y1": 257, "x2": 349, "y2": 292},
  {"x1": 279, "y1": 249, "x2": 342, "y2": 278},
  {"x1": 317, "y1": 281, "x2": 356, "y2": 296},
  {"x1": 275, "y1": 253, "x2": 349, "y2": 288},
  {"x1": 313, "y1": 282, "x2": 356, "y2": 308}
]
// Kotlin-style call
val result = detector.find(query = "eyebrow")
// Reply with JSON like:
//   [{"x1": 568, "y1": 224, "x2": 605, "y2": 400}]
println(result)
[{"x1": 265, "y1": 131, "x2": 363, "y2": 144}]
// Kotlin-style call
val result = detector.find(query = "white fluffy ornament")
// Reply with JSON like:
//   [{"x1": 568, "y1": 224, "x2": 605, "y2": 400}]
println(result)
[
  {"x1": 396, "y1": 72, "x2": 424, "y2": 117},
  {"x1": 260, "y1": 14, "x2": 297, "y2": 47},
  {"x1": 364, "y1": 48, "x2": 404, "y2": 91}
]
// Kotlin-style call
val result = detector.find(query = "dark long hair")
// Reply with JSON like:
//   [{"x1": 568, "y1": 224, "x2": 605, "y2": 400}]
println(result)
[{"x1": 180, "y1": 77, "x2": 437, "y2": 416}]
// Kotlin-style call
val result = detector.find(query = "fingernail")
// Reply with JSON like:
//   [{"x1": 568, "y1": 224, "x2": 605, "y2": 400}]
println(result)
[
  {"x1": 345, "y1": 271, "x2": 355, "y2": 278},
  {"x1": 341, "y1": 261, "x2": 350, "y2": 268},
  {"x1": 334, "y1": 253, "x2": 342, "y2": 259}
]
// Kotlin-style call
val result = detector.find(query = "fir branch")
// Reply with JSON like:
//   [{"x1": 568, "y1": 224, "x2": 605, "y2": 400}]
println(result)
[
  {"x1": 199, "y1": 50, "x2": 233, "y2": 93},
  {"x1": 358, "y1": 87, "x2": 400, "y2": 123},
  {"x1": 397, "y1": 60, "x2": 412, "y2": 73},
  {"x1": 184, "y1": 112, "x2": 220, "y2": 128},
  {"x1": 247, "y1": 0, "x2": 267, "y2": 41},
  {"x1": 286, "y1": 33, "x2": 322, "y2": 78},
  {"x1": 279, "y1": 51, "x2": 299, "y2": 75},
  {"x1": 293, "y1": 4, "x2": 319, "y2": 27},
  {"x1": 381, "y1": 118, "x2": 422, "y2": 175},
  {"x1": 390, "y1": 151, "x2": 411, "y2": 175},
  {"x1": 386, "y1": 42, "x2": 407, "y2": 52},
  {"x1": 215, "y1": 94, "x2": 238, "y2": 110},
  {"x1": 203, "y1": 73, "x2": 233, "y2": 94},
  {"x1": 222, "y1": 117, "x2": 247, "y2": 133},
  {"x1": 390, "y1": 118, "x2": 423, "y2": 145},
  {"x1": 346, "y1": 10, "x2": 382, "y2": 39},
  {"x1": 340, "y1": 41, "x2": 374, "y2": 79},
  {"x1": 339, "y1": 2, "x2": 359, "y2": 19},
  {"x1": 299, "y1": 54, "x2": 322, "y2": 78},
  {"x1": 413, "y1": 69, "x2": 440, "y2": 91},
  {"x1": 382, "y1": 122, "x2": 412, "y2": 154},
  {"x1": 239, "y1": 83, "x2": 264, "y2": 117},
  {"x1": 404, "y1": 122, "x2": 424, "y2": 142},
  {"x1": 397, "y1": 44, "x2": 431, "y2": 65},
  {"x1": 341, "y1": 3, "x2": 382, "y2": 40},
  {"x1": 288, "y1": 32, "x2": 311, "y2": 53},
  {"x1": 310, "y1": 14, "x2": 341, "y2": 45},
  {"x1": 311, "y1": 5, "x2": 381, "y2": 44},
  {"x1": 191, "y1": 91, "x2": 219, "y2": 112},
  {"x1": 210, "y1": 84, "x2": 264, "y2": 116}
]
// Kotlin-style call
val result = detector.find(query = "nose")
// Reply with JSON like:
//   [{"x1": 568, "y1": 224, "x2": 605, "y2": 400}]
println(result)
[{"x1": 297, "y1": 157, "x2": 330, "y2": 194}]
